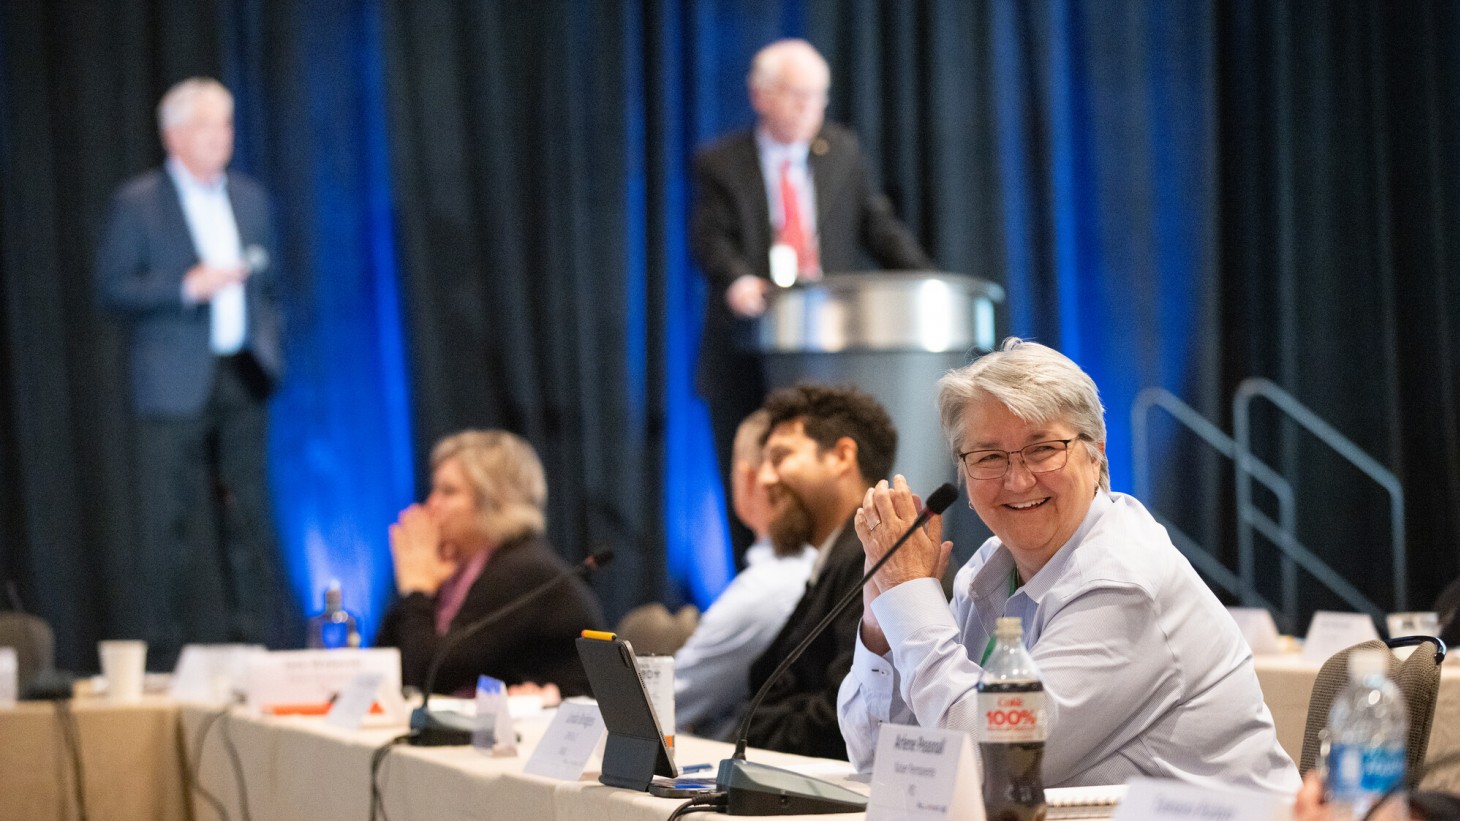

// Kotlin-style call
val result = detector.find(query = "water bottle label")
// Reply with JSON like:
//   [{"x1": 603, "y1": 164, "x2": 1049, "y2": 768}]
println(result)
[
  {"x1": 977, "y1": 690, "x2": 1046, "y2": 743},
  {"x1": 1329, "y1": 743, "x2": 1405, "y2": 799},
  {"x1": 320, "y1": 622, "x2": 349, "y2": 649}
]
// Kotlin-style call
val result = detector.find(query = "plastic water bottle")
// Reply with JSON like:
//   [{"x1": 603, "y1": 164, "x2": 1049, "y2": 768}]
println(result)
[
  {"x1": 977, "y1": 616, "x2": 1047, "y2": 821},
  {"x1": 306, "y1": 580, "x2": 361, "y2": 649},
  {"x1": 1325, "y1": 648, "x2": 1408, "y2": 819}
]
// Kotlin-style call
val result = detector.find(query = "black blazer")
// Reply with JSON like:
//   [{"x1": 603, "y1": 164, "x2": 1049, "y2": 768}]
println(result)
[
  {"x1": 689, "y1": 123, "x2": 932, "y2": 397},
  {"x1": 745, "y1": 515, "x2": 866, "y2": 760},
  {"x1": 96, "y1": 167, "x2": 282, "y2": 417},
  {"x1": 375, "y1": 533, "x2": 606, "y2": 697}
]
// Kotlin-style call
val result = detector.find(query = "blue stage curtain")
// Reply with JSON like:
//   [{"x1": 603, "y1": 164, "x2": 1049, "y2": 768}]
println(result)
[{"x1": 226, "y1": 1, "x2": 416, "y2": 643}]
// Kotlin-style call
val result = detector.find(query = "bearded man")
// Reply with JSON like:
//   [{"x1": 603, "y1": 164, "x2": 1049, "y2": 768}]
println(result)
[{"x1": 740, "y1": 384, "x2": 897, "y2": 759}]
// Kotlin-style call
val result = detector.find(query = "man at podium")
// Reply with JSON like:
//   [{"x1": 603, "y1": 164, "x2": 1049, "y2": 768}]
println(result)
[{"x1": 691, "y1": 38, "x2": 934, "y2": 557}]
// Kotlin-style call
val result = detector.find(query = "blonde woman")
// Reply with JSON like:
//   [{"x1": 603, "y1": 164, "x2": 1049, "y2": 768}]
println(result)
[{"x1": 375, "y1": 430, "x2": 603, "y2": 696}]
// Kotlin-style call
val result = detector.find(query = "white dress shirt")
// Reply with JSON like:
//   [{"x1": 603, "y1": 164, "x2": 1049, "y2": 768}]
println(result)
[
  {"x1": 838, "y1": 491, "x2": 1300, "y2": 793},
  {"x1": 674, "y1": 539, "x2": 817, "y2": 736},
  {"x1": 755, "y1": 128, "x2": 819, "y2": 242},
  {"x1": 167, "y1": 158, "x2": 245, "y2": 354}
]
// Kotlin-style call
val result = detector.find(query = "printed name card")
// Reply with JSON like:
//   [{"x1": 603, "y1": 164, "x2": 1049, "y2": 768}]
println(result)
[
  {"x1": 170, "y1": 644, "x2": 266, "y2": 703},
  {"x1": 473, "y1": 676, "x2": 517, "y2": 756},
  {"x1": 867, "y1": 724, "x2": 984, "y2": 821},
  {"x1": 524, "y1": 701, "x2": 606, "y2": 781},
  {"x1": 1113, "y1": 777, "x2": 1287, "y2": 821},
  {"x1": 1226, "y1": 608, "x2": 1283, "y2": 655},
  {"x1": 326, "y1": 671, "x2": 384, "y2": 729},
  {"x1": 1302, "y1": 611, "x2": 1380, "y2": 664},
  {"x1": 245, "y1": 648, "x2": 403, "y2": 718}
]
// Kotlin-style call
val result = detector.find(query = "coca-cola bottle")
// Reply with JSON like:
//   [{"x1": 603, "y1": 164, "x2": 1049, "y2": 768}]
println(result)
[{"x1": 977, "y1": 616, "x2": 1047, "y2": 821}]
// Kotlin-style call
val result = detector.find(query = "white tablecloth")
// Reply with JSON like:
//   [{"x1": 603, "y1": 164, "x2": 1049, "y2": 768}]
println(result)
[{"x1": 181, "y1": 703, "x2": 867, "y2": 821}]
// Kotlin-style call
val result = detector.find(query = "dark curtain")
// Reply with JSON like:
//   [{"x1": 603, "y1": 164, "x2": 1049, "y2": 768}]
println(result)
[
  {"x1": 4, "y1": 0, "x2": 1458, "y2": 670},
  {"x1": 381, "y1": 2, "x2": 662, "y2": 621},
  {"x1": 0, "y1": 1, "x2": 228, "y2": 669},
  {"x1": 0, "y1": 0, "x2": 413, "y2": 669},
  {"x1": 1213, "y1": 1, "x2": 1460, "y2": 618}
]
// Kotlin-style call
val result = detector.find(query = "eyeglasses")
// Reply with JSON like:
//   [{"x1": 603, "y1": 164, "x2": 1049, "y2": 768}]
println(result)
[{"x1": 958, "y1": 438, "x2": 1079, "y2": 480}]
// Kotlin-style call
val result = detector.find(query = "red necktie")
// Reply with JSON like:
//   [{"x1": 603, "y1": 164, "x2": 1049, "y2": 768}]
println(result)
[{"x1": 778, "y1": 160, "x2": 818, "y2": 276}]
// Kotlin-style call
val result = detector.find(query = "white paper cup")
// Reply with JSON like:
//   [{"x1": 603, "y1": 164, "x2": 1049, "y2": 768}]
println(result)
[
  {"x1": 636, "y1": 654, "x2": 675, "y2": 752},
  {"x1": 0, "y1": 647, "x2": 17, "y2": 708},
  {"x1": 98, "y1": 640, "x2": 147, "y2": 702}
]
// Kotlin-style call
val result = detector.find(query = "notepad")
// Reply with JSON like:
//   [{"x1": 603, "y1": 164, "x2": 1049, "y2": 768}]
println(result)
[{"x1": 1045, "y1": 784, "x2": 1127, "y2": 819}]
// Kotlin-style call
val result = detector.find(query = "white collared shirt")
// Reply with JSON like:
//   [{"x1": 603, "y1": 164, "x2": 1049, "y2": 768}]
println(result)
[
  {"x1": 837, "y1": 491, "x2": 1300, "y2": 793},
  {"x1": 755, "y1": 128, "x2": 819, "y2": 241},
  {"x1": 674, "y1": 539, "x2": 818, "y2": 735},
  {"x1": 167, "y1": 158, "x2": 246, "y2": 355}
]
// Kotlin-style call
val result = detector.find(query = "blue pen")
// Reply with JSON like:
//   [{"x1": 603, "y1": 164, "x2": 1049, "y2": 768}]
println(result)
[{"x1": 680, "y1": 763, "x2": 712, "y2": 773}]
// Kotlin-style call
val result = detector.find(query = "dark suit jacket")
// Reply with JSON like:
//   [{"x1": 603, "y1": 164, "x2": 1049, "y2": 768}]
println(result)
[
  {"x1": 96, "y1": 166, "x2": 282, "y2": 417},
  {"x1": 745, "y1": 515, "x2": 865, "y2": 759},
  {"x1": 690, "y1": 123, "x2": 933, "y2": 398},
  {"x1": 374, "y1": 533, "x2": 606, "y2": 697}
]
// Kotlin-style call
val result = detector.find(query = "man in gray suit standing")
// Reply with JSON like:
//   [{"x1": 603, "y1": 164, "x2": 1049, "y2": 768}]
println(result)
[
  {"x1": 691, "y1": 39, "x2": 933, "y2": 557},
  {"x1": 97, "y1": 77, "x2": 286, "y2": 668}
]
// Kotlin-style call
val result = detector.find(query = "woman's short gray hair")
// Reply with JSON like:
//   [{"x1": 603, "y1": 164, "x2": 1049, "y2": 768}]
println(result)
[
  {"x1": 431, "y1": 430, "x2": 547, "y2": 544},
  {"x1": 156, "y1": 77, "x2": 232, "y2": 134},
  {"x1": 936, "y1": 337, "x2": 1109, "y2": 491}
]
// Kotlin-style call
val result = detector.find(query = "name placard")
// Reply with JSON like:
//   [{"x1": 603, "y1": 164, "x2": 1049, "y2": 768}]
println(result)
[
  {"x1": 1302, "y1": 611, "x2": 1380, "y2": 664},
  {"x1": 245, "y1": 648, "x2": 403, "y2": 718},
  {"x1": 473, "y1": 676, "x2": 517, "y2": 756},
  {"x1": 1113, "y1": 777, "x2": 1287, "y2": 821},
  {"x1": 170, "y1": 644, "x2": 266, "y2": 703},
  {"x1": 1226, "y1": 608, "x2": 1283, "y2": 656},
  {"x1": 867, "y1": 724, "x2": 983, "y2": 821},
  {"x1": 523, "y1": 701, "x2": 605, "y2": 781},
  {"x1": 326, "y1": 671, "x2": 384, "y2": 729}
]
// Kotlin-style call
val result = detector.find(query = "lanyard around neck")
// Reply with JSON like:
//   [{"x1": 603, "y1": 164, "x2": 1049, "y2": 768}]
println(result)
[{"x1": 979, "y1": 567, "x2": 1023, "y2": 666}]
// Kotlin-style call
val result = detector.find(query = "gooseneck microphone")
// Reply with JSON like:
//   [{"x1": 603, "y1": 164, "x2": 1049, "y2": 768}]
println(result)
[
  {"x1": 717, "y1": 482, "x2": 959, "y2": 815},
  {"x1": 407, "y1": 549, "x2": 614, "y2": 746}
]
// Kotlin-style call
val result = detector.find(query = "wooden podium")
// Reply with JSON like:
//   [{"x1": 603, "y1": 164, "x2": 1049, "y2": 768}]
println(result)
[{"x1": 755, "y1": 272, "x2": 1004, "y2": 549}]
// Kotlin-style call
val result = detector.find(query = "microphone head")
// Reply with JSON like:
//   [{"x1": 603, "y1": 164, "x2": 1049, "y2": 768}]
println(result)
[
  {"x1": 585, "y1": 550, "x2": 615, "y2": 570},
  {"x1": 925, "y1": 483, "x2": 958, "y2": 515},
  {"x1": 243, "y1": 244, "x2": 270, "y2": 273}
]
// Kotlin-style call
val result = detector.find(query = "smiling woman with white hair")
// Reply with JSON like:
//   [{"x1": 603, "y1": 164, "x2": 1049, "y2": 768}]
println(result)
[{"x1": 837, "y1": 338, "x2": 1300, "y2": 793}]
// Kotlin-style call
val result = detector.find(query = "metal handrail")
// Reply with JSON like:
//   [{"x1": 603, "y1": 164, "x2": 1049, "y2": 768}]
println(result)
[
  {"x1": 1131, "y1": 381, "x2": 1402, "y2": 629},
  {"x1": 1131, "y1": 387, "x2": 1297, "y2": 628},
  {"x1": 1233, "y1": 377, "x2": 1406, "y2": 612}
]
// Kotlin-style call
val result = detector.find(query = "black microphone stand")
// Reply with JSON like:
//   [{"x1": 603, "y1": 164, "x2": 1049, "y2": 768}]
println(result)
[
  {"x1": 408, "y1": 550, "x2": 613, "y2": 746},
  {"x1": 716, "y1": 483, "x2": 958, "y2": 815}
]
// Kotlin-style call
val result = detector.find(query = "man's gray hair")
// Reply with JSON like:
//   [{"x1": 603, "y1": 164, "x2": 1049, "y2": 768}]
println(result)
[
  {"x1": 936, "y1": 337, "x2": 1110, "y2": 491},
  {"x1": 156, "y1": 77, "x2": 232, "y2": 134},
  {"x1": 747, "y1": 38, "x2": 829, "y2": 91}
]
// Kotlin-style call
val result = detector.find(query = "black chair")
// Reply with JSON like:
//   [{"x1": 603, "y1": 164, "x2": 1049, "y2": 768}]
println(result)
[
  {"x1": 0, "y1": 611, "x2": 55, "y2": 693},
  {"x1": 613, "y1": 603, "x2": 699, "y2": 656},
  {"x1": 1299, "y1": 635, "x2": 1447, "y2": 789}
]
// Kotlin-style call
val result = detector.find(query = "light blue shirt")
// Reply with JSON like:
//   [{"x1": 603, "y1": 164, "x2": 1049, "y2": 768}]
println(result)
[
  {"x1": 167, "y1": 157, "x2": 245, "y2": 355},
  {"x1": 674, "y1": 539, "x2": 817, "y2": 736},
  {"x1": 838, "y1": 491, "x2": 1300, "y2": 793}
]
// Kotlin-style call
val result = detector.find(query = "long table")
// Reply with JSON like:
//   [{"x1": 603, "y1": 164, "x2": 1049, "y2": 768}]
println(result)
[
  {"x1": 181, "y1": 704, "x2": 866, "y2": 821},
  {"x1": 6, "y1": 654, "x2": 1457, "y2": 821},
  {"x1": 0, "y1": 696, "x2": 189, "y2": 821},
  {"x1": 1254, "y1": 651, "x2": 1460, "y2": 791}
]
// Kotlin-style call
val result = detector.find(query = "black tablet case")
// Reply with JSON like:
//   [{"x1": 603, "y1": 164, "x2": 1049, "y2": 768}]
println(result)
[{"x1": 575, "y1": 634, "x2": 678, "y2": 790}]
